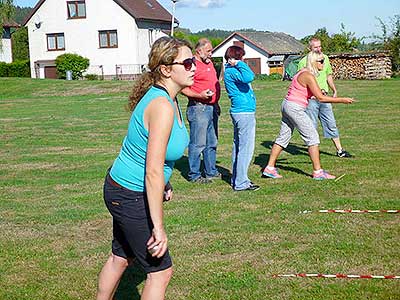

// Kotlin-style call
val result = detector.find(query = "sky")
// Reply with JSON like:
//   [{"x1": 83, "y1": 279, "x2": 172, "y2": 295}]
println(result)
[{"x1": 14, "y1": 0, "x2": 399, "y2": 40}]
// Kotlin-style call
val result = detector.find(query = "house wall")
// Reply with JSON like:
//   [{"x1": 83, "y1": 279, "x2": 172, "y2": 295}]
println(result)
[
  {"x1": 26, "y1": 0, "x2": 167, "y2": 78},
  {"x1": 212, "y1": 36, "x2": 271, "y2": 75},
  {"x1": 0, "y1": 38, "x2": 13, "y2": 63}
]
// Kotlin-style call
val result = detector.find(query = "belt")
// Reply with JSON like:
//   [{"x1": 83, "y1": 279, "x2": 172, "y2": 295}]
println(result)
[
  {"x1": 188, "y1": 100, "x2": 212, "y2": 106},
  {"x1": 107, "y1": 173, "x2": 123, "y2": 188}
]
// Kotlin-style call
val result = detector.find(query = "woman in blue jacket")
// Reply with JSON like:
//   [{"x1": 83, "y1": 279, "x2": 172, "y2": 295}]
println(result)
[{"x1": 224, "y1": 46, "x2": 260, "y2": 191}]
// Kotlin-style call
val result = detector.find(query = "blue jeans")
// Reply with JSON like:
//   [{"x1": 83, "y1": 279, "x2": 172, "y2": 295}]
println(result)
[
  {"x1": 187, "y1": 103, "x2": 218, "y2": 180},
  {"x1": 230, "y1": 113, "x2": 256, "y2": 190},
  {"x1": 306, "y1": 99, "x2": 340, "y2": 139}
]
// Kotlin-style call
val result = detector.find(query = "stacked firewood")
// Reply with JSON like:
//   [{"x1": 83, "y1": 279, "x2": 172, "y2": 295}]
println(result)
[{"x1": 329, "y1": 52, "x2": 392, "y2": 80}]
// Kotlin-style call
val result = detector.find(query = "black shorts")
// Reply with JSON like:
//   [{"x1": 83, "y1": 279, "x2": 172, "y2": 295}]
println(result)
[{"x1": 103, "y1": 172, "x2": 172, "y2": 274}]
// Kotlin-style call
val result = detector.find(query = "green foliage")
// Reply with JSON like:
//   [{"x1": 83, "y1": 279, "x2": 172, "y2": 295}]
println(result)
[
  {"x1": 11, "y1": 26, "x2": 29, "y2": 60},
  {"x1": 0, "y1": 0, "x2": 15, "y2": 49},
  {"x1": 255, "y1": 73, "x2": 282, "y2": 80},
  {"x1": 55, "y1": 53, "x2": 89, "y2": 80},
  {"x1": 174, "y1": 27, "x2": 228, "y2": 48},
  {"x1": 84, "y1": 73, "x2": 99, "y2": 80},
  {"x1": 13, "y1": 5, "x2": 32, "y2": 24},
  {"x1": 301, "y1": 24, "x2": 361, "y2": 53},
  {"x1": 0, "y1": 61, "x2": 7, "y2": 76},
  {"x1": 0, "y1": 59, "x2": 30, "y2": 77},
  {"x1": 211, "y1": 56, "x2": 223, "y2": 78},
  {"x1": 373, "y1": 15, "x2": 400, "y2": 72}
]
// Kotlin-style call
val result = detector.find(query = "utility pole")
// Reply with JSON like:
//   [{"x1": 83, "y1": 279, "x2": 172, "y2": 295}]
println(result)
[{"x1": 170, "y1": 0, "x2": 178, "y2": 37}]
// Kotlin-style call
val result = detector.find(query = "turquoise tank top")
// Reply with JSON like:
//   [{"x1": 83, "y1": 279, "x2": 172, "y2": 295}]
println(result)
[{"x1": 110, "y1": 85, "x2": 189, "y2": 191}]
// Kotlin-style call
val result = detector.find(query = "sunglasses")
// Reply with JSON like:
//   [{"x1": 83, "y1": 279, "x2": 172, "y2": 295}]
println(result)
[
  {"x1": 167, "y1": 57, "x2": 196, "y2": 71},
  {"x1": 317, "y1": 59, "x2": 325, "y2": 64}
]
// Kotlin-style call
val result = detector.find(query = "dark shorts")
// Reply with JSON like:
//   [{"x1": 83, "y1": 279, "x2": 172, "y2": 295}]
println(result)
[{"x1": 103, "y1": 172, "x2": 172, "y2": 274}]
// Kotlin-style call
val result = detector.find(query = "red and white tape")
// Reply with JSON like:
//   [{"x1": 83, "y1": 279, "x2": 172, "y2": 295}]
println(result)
[
  {"x1": 301, "y1": 209, "x2": 399, "y2": 214},
  {"x1": 273, "y1": 273, "x2": 400, "y2": 279}
]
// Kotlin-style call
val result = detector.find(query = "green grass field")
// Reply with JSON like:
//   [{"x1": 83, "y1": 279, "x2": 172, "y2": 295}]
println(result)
[{"x1": 1, "y1": 77, "x2": 399, "y2": 300}]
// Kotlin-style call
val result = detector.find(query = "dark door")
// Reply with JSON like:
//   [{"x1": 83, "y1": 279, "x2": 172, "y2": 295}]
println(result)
[
  {"x1": 244, "y1": 58, "x2": 261, "y2": 74},
  {"x1": 44, "y1": 66, "x2": 57, "y2": 79}
]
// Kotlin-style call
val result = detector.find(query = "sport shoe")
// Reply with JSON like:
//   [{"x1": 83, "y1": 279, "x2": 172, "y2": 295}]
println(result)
[
  {"x1": 235, "y1": 183, "x2": 260, "y2": 192},
  {"x1": 337, "y1": 149, "x2": 352, "y2": 158},
  {"x1": 262, "y1": 167, "x2": 283, "y2": 179},
  {"x1": 190, "y1": 177, "x2": 212, "y2": 184},
  {"x1": 313, "y1": 170, "x2": 336, "y2": 180}
]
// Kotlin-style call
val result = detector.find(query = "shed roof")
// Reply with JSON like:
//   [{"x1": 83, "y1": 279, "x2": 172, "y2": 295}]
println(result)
[
  {"x1": 214, "y1": 31, "x2": 305, "y2": 55},
  {"x1": 2, "y1": 20, "x2": 20, "y2": 28}
]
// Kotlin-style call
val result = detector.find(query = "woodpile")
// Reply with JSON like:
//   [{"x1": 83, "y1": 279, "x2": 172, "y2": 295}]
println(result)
[{"x1": 329, "y1": 52, "x2": 392, "y2": 80}]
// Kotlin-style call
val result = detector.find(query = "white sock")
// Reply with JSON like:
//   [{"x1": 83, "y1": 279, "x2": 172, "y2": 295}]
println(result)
[
  {"x1": 266, "y1": 166, "x2": 275, "y2": 171},
  {"x1": 313, "y1": 169, "x2": 323, "y2": 174}
]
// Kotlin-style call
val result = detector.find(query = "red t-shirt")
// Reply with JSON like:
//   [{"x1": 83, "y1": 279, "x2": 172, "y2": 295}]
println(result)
[{"x1": 188, "y1": 59, "x2": 221, "y2": 104}]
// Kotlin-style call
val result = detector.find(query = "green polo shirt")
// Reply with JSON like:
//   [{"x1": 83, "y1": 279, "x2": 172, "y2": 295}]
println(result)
[{"x1": 297, "y1": 54, "x2": 332, "y2": 92}]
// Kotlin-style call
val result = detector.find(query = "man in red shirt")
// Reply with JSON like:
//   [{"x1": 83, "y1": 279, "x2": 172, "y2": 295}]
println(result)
[{"x1": 181, "y1": 38, "x2": 221, "y2": 183}]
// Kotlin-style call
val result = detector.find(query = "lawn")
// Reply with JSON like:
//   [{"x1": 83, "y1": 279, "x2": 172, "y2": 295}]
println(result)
[{"x1": 0, "y1": 77, "x2": 399, "y2": 300}]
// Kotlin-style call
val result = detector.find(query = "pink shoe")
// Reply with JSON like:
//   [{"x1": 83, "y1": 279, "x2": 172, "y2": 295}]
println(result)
[
  {"x1": 262, "y1": 167, "x2": 283, "y2": 179},
  {"x1": 313, "y1": 170, "x2": 336, "y2": 180}
]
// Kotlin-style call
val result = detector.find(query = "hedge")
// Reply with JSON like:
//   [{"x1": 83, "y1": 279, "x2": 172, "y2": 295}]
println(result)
[{"x1": 0, "y1": 60, "x2": 31, "y2": 77}]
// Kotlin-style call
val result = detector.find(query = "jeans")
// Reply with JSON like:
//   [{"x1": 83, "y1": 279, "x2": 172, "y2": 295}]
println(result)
[
  {"x1": 230, "y1": 113, "x2": 256, "y2": 190},
  {"x1": 187, "y1": 103, "x2": 218, "y2": 180},
  {"x1": 306, "y1": 99, "x2": 340, "y2": 139}
]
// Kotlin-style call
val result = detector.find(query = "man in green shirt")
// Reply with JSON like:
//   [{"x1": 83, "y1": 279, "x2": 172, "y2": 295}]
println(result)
[{"x1": 297, "y1": 37, "x2": 352, "y2": 158}]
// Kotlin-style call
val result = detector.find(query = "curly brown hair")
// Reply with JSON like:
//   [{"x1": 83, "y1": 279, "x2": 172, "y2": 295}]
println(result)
[{"x1": 127, "y1": 36, "x2": 192, "y2": 111}]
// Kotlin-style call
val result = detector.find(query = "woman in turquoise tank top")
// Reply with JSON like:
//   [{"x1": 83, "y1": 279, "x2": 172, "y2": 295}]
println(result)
[{"x1": 97, "y1": 37, "x2": 195, "y2": 300}]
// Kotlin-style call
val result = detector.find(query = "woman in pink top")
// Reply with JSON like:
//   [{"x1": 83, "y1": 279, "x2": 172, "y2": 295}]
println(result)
[{"x1": 262, "y1": 52, "x2": 354, "y2": 180}]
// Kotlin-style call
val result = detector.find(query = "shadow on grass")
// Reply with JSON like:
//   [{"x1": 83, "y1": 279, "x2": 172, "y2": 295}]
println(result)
[
  {"x1": 254, "y1": 142, "x2": 314, "y2": 177},
  {"x1": 114, "y1": 262, "x2": 146, "y2": 300},
  {"x1": 175, "y1": 155, "x2": 232, "y2": 186},
  {"x1": 261, "y1": 141, "x2": 335, "y2": 157}
]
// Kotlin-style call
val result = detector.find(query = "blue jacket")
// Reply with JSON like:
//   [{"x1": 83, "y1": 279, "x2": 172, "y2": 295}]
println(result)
[{"x1": 224, "y1": 61, "x2": 256, "y2": 113}]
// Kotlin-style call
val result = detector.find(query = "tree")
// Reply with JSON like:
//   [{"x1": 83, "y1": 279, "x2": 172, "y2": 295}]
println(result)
[
  {"x1": 330, "y1": 24, "x2": 361, "y2": 52},
  {"x1": 373, "y1": 15, "x2": 400, "y2": 73},
  {"x1": 12, "y1": 26, "x2": 29, "y2": 60},
  {"x1": 0, "y1": 0, "x2": 15, "y2": 49},
  {"x1": 301, "y1": 25, "x2": 361, "y2": 53}
]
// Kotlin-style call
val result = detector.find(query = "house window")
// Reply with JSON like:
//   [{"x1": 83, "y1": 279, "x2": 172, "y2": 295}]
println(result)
[
  {"x1": 99, "y1": 30, "x2": 118, "y2": 48},
  {"x1": 47, "y1": 33, "x2": 65, "y2": 51},
  {"x1": 67, "y1": 1, "x2": 86, "y2": 19}
]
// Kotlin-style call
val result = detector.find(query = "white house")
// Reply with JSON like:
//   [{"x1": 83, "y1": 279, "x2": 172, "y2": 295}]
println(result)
[
  {"x1": 212, "y1": 31, "x2": 305, "y2": 76},
  {"x1": 1, "y1": 21, "x2": 20, "y2": 63},
  {"x1": 23, "y1": 0, "x2": 176, "y2": 79}
]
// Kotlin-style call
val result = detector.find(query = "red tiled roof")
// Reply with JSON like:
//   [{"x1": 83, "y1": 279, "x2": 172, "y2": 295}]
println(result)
[
  {"x1": 114, "y1": 0, "x2": 175, "y2": 23},
  {"x1": 23, "y1": 0, "x2": 176, "y2": 26},
  {"x1": 3, "y1": 20, "x2": 20, "y2": 28}
]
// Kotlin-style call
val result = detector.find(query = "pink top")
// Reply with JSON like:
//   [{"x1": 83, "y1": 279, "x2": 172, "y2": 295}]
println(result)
[
  {"x1": 187, "y1": 59, "x2": 220, "y2": 104},
  {"x1": 286, "y1": 69, "x2": 313, "y2": 108}
]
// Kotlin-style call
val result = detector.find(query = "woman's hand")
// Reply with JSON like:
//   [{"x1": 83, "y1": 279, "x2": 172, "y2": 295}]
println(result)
[
  {"x1": 163, "y1": 188, "x2": 173, "y2": 202},
  {"x1": 342, "y1": 97, "x2": 355, "y2": 104},
  {"x1": 228, "y1": 58, "x2": 238, "y2": 66},
  {"x1": 147, "y1": 227, "x2": 168, "y2": 258}
]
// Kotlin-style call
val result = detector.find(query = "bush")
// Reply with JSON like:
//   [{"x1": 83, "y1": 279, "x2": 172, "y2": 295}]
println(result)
[
  {"x1": 0, "y1": 62, "x2": 8, "y2": 77},
  {"x1": 8, "y1": 60, "x2": 31, "y2": 77},
  {"x1": 84, "y1": 74, "x2": 99, "y2": 80},
  {"x1": 0, "y1": 60, "x2": 31, "y2": 77},
  {"x1": 55, "y1": 53, "x2": 89, "y2": 80},
  {"x1": 255, "y1": 73, "x2": 282, "y2": 80}
]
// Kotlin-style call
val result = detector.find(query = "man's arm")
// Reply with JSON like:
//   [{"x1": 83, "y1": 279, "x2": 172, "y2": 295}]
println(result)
[
  {"x1": 327, "y1": 75, "x2": 337, "y2": 97},
  {"x1": 325, "y1": 56, "x2": 337, "y2": 97},
  {"x1": 181, "y1": 87, "x2": 211, "y2": 101}
]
